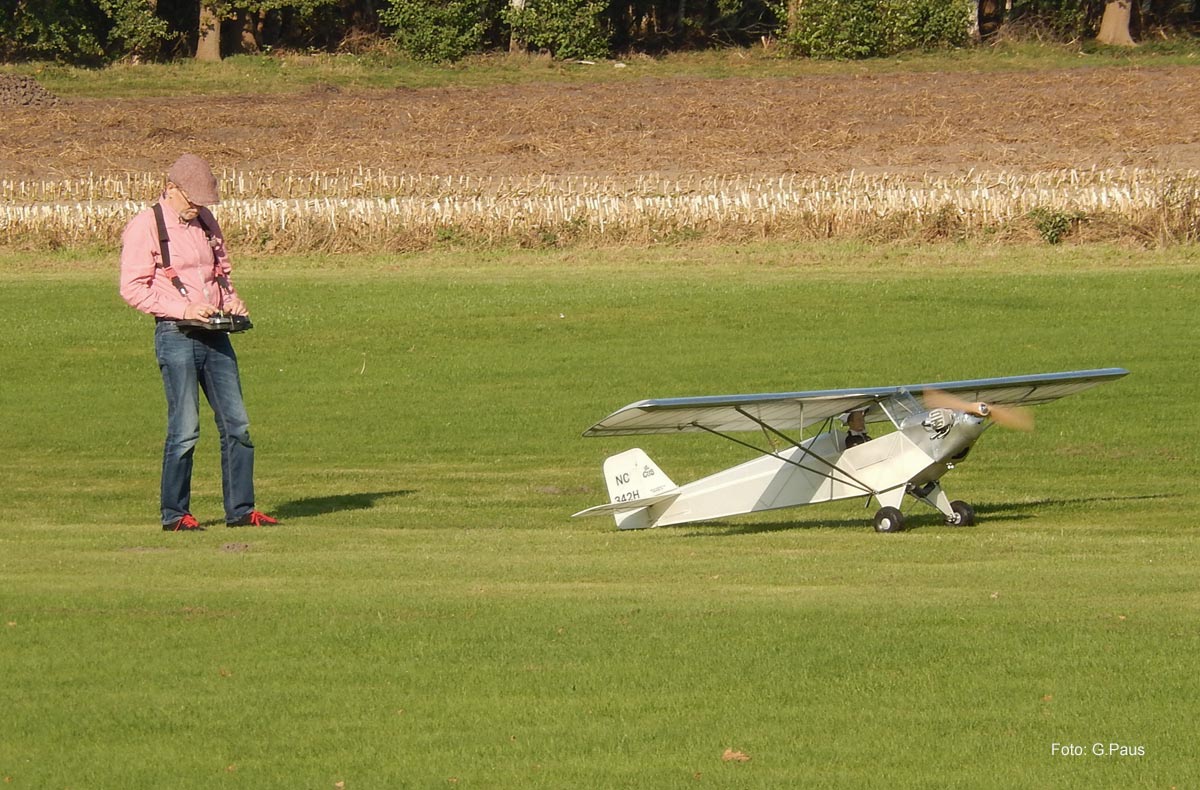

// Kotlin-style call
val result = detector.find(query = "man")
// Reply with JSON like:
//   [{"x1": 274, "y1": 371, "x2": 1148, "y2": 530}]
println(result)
[
  {"x1": 119, "y1": 153, "x2": 278, "y2": 532},
  {"x1": 844, "y1": 409, "x2": 870, "y2": 448}
]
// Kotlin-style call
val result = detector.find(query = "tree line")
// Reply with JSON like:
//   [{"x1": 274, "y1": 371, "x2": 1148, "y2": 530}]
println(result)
[{"x1": 1, "y1": 0, "x2": 1196, "y2": 64}]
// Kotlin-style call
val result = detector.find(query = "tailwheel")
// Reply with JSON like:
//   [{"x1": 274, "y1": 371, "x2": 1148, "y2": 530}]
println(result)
[
  {"x1": 945, "y1": 500, "x2": 976, "y2": 527},
  {"x1": 873, "y1": 506, "x2": 905, "y2": 533}
]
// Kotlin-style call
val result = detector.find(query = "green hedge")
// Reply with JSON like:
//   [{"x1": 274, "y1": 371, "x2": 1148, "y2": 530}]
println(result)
[
  {"x1": 782, "y1": 0, "x2": 970, "y2": 59},
  {"x1": 504, "y1": 0, "x2": 610, "y2": 60},
  {"x1": 380, "y1": 0, "x2": 495, "y2": 62}
]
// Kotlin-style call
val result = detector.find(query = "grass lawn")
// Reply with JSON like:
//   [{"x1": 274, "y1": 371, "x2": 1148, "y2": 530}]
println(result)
[
  {"x1": 7, "y1": 41, "x2": 1200, "y2": 99},
  {"x1": 1, "y1": 241, "x2": 1198, "y2": 788}
]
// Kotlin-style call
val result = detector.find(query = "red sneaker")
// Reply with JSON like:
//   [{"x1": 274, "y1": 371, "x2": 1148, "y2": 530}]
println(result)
[
  {"x1": 226, "y1": 510, "x2": 279, "y2": 527},
  {"x1": 164, "y1": 514, "x2": 204, "y2": 532}
]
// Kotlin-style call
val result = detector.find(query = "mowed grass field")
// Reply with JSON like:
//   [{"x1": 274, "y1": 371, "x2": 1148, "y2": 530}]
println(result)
[{"x1": 1, "y1": 241, "x2": 1198, "y2": 788}]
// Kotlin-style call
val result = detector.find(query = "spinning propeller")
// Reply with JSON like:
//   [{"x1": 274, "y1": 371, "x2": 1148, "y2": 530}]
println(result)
[{"x1": 923, "y1": 389, "x2": 1035, "y2": 432}]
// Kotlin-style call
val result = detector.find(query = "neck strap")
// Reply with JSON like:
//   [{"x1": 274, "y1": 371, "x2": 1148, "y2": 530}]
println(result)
[{"x1": 152, "y1": 202, "x2": 231, "y2": 299}]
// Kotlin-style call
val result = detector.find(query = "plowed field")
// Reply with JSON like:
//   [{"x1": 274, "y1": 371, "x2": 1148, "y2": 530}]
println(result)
[{"x1": 3, "y1": 65, "x2": 1199, "y2": 180}]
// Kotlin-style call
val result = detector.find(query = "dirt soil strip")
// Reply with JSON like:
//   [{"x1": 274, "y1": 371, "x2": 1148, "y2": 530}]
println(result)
[{"x1": 2, "y1": 66, "x2": 1199, "y2": 180}]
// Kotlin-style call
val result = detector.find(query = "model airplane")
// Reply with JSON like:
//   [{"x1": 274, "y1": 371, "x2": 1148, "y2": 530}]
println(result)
[{"x1": 573, "y1": 368, "x2": 1128, "y2": 532}]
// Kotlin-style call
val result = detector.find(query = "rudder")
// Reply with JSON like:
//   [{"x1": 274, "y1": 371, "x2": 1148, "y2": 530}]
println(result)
[
  {"x1": 602, "y1": 448, "x2": 677, "y2": 529},
  {"x1": 603, "y1": 448, "x2": 676, "y2": 502}
]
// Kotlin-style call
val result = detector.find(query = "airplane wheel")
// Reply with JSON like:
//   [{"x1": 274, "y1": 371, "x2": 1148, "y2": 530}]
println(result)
[
  {"x1": 873, "y1": 506, "x2": 905, "y2": 533},
  {"x1": 946, "y1": 500, "x2": 976, "y2": 527}
]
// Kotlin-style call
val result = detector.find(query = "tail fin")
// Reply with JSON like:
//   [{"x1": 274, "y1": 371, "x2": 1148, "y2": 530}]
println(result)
[
  {"x1": 602, "y1": 447, "x2": 677, "y2": 505},
  {"x1": 571, "y1": 448, "x2": 680, "y2": 529}
]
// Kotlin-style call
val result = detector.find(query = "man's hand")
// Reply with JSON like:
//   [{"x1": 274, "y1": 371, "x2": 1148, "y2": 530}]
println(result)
[
  {"x1": 223, "y1": 295, "x2": 249, "y2": 317},
  {"x1": 183, "y1": 302, "x2": 220, "y2": 320}
]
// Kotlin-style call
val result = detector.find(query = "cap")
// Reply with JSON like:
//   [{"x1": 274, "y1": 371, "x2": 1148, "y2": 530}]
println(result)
[{"x1": 167, "y1": 153, "x2": 220, "y2": 205}]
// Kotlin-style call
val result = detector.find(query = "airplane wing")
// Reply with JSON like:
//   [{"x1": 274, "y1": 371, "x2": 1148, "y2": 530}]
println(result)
[{"x1": 582, "y1": 368, "x2": 1128, "y2": 437}]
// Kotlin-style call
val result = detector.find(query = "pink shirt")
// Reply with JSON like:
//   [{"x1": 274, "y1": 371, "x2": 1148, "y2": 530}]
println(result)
[{"x1": 119, "y1": 199, "x2": 240, "y2": 319}]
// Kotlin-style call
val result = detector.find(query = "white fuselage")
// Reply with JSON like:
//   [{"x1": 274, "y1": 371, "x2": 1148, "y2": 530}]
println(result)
[{"x1": 641, "y1": 414, "x2": 988, "y2": 528}]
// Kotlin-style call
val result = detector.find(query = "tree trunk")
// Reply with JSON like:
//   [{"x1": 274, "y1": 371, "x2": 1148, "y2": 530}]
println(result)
[
  {"x1": 1097, "y1": 0, "x2": 1135, "y2": 46},
  {"x1": 786, "y1": 0, "x2": 801, "y2": 38},
  {"x1": 508, "y1": 0, "x2": 526, "y2": 53},
  {"x1": 197, "y1": 1, "x2": 222, "y2": 61}
]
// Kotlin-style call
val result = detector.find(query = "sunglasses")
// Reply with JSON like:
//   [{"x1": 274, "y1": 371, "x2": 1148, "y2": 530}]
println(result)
[{"x1": 173, "y1": 184, "x2": 202, "y2": 209}]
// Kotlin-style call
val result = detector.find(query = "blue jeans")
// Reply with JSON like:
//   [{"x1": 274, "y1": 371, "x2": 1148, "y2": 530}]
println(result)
[{"x1": 155, "y1": 321, "x2": 255, "y2": 524}]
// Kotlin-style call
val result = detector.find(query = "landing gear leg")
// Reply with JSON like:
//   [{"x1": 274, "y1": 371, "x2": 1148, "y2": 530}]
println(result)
[
  {"x1": 906, "y1": 482, "x2": 970, "y2": 526},
  {"x1": 909, "y1": 482, "x2": 976, "y2": 526}
]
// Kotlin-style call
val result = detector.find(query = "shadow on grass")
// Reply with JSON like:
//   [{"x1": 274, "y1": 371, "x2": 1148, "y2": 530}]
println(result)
[
  {"x1": 272, "y1": 490, "x2": 415, "y2": 519},
  {"x1": 671, "y1": 492, "x2": 1176, "y2": 537}
]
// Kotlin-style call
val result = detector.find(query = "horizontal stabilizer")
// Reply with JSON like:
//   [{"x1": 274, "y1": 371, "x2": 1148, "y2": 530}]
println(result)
[{"x1": 571, "y1": 490, "x2": 681, "y2": 519}]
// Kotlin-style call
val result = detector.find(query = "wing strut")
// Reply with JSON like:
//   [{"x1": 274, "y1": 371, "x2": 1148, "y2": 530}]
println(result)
[
  {"x1": 733, "y1": 407, "x2": 880, "y2": 496},
  {"x1": 691, "y1": 416, "x2": 877, "y2": 498}
]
